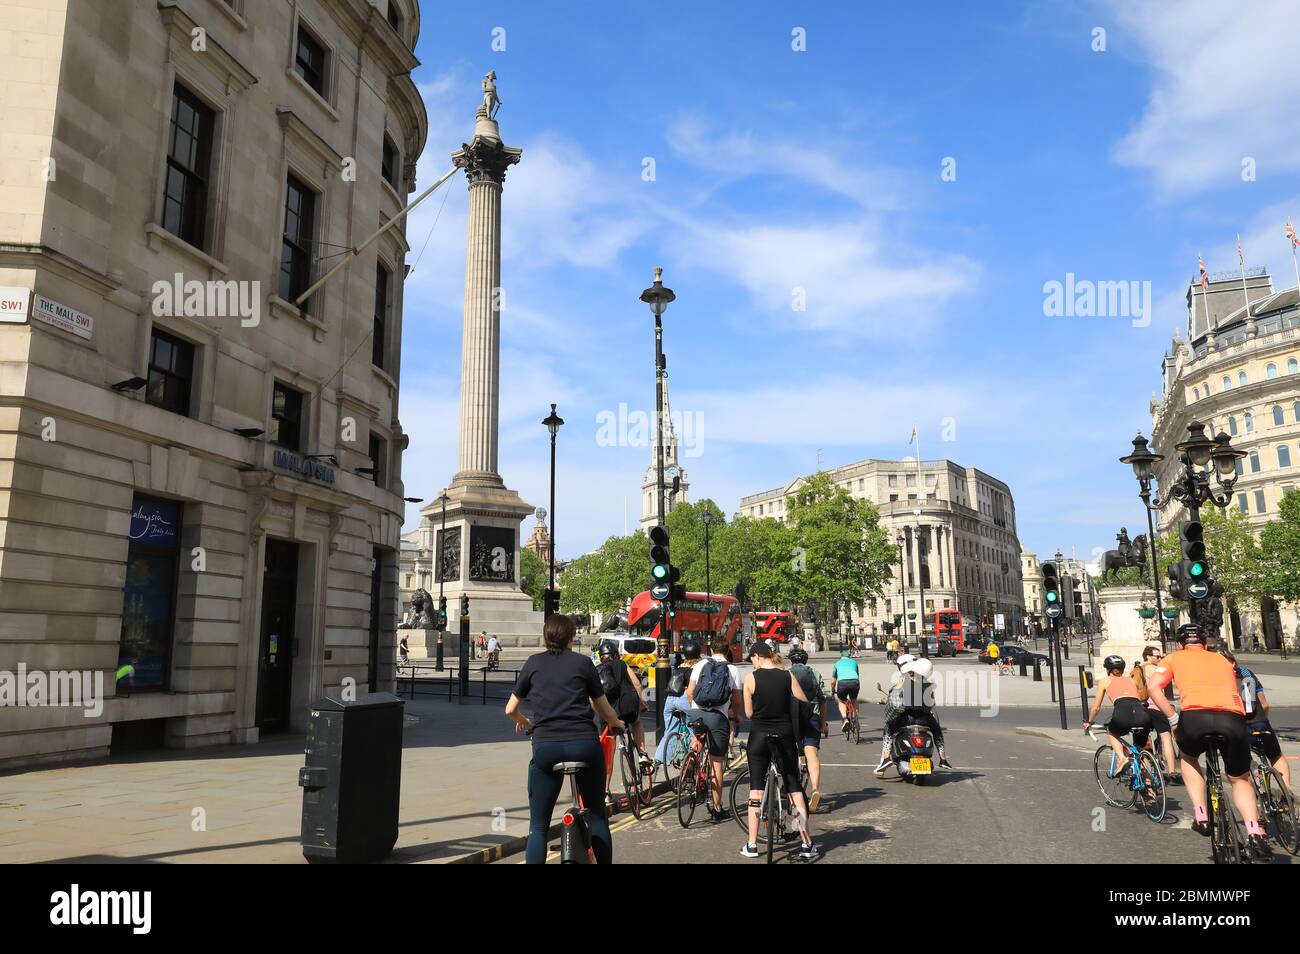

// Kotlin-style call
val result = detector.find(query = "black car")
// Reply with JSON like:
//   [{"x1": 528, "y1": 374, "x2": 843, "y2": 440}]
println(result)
[{"x1": 979, "y1": 643, "x2": 1048, "y2": 667}]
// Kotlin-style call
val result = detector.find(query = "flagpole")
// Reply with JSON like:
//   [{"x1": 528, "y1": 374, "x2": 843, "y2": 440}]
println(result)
[
  {"x1": 1289, "y1": 220, "x2": 1300, "y2": 295},
  {"x1": 1197, "y1": 254, "x2": 1211, "y2": 335},
  {"x1": 1237, "y1": 233, "x2": 1253, "y2": 318}
]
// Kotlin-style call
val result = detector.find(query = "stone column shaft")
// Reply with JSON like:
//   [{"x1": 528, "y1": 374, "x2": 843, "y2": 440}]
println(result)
[{"x1": 456, "y1": 177, "x2": 502, "y2": 482}]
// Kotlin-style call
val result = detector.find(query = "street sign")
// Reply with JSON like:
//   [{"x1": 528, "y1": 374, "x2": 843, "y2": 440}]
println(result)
[
  {"x1": 1046, "y1": 605, "x2": 1063, "y2": 619},
  {"x1": 650, "y1": 580, "x2": 669, "y2": 600},
  {"x1": 1188, "y1": 580, "x2": 1209, "y2": 600},
  {"x1": 994, "y1": 613, "x2": 1006, "y2": 630}
]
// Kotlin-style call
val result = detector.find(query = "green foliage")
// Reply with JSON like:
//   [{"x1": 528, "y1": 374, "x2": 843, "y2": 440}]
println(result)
[
  {"x1": 1260, "y1": 489, "x2": 1300, "y2": 602},
  {"x1": 520, "y1": 547, "x2": 547, "y2": 610}
]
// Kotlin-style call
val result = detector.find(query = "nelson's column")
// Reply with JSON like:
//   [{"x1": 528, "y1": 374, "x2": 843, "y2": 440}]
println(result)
[{"x1": 418, "y1": 73, "x2": 542, "y2": 647}]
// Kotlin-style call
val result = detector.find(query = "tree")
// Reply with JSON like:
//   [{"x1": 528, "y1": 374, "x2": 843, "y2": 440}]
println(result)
[
  {"x1": 784, "y1": 472, "x2": 896, "y2": 629},
  {"x1": 1260, "y1": 490, "x2": 1300, "y2": 602},
  {"x1": 520, "y1": 547, "x2": 547, "y2": 611},
  {"x1": 557, "y1": 532, "x2": 647, "y2": 616}
]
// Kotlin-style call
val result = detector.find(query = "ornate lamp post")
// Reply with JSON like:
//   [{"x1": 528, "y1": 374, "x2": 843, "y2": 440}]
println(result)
[
  {"x1": 542, "y1": 404, "x2": 564, "y2": 614},
  {"x1": 915, "y1": 510, "x2": 928, "y2": 658},
  {"x1": 1121, "y1": 423, "x2": 1244, "y2": 645},
  {"x1": 896, "y1": 532, "x2": 906, "y2": 648},
  {"x1": 640, "y1": 267, "x2": 675, "y2": 736}
]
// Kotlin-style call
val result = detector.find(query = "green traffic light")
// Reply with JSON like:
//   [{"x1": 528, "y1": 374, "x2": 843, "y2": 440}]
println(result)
[
  {"x1": 1190, "y1": 562, "x2": 1205, "y2": 577},
  {"x1": 1045, "y1": 591, "x2": 1057, "y2": 602},
  {"x1": 652, "y1": 564, "x2": 668, "y2": 579}
]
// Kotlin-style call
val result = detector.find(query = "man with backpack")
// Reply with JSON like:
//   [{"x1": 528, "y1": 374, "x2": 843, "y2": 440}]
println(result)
[
  {"x1": 595, "y1": 641, "x2": 648, "y2": 785},
  {"x1": 686, "y1": 638, "x2": 743, "y2": 820},
  {"x1": 787, "y1": 647, "x2": 825, "y2": 812}
]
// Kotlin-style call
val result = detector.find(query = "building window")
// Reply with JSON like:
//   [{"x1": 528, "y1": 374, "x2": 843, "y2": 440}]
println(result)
[
  {"x1": 1295, "y1": 401, "x2": 1300, "y2": 422},
  {"x1": 1267, "y1": 363, "x2": 1279, "y2": 378},
  {"x1": 294, "y1": 24, "x2": 327, "y2": 96},
  {"x1": 1275, "y1": 405, "x2": 1286, "y2": 427},
  {"x1": 1193, "y1": 387, "x2": 1200, "y2": 400},
  {"x1": 369, "y1": 432, "x2": 387, "y2": 486},
  {"x1": 1239, "y1": 370, "x2": 1248, "y2": 386},
  {"x1": 1228, "y1": 415, "x2": 1238, "y2": 436},
  {"x1": 118, "y1": 495, "x2": 183, "y2": 692},
  {"x1": 382, "y1": 135, "x2": 399, "y2": 189},
  {"x1": 1255, "y1": 489, "x2": 1267, "y2": 513},
  {"x1": 279, "y1": 175, "x2": 316, "y2": 308},
  {"x1": 270, "y1": 381, "x2": 304, "y2": 450},
  {"x1": 1235, "y1": 457, "x2": 1244, "y2": 477},
  {"x1": 161, "y1": 85, "x2": 214, "y2": 249},
  {"x1": 1245, "y1": 410, "x2": 1254, "y2": 434},
  {"x1": 1249, "y1": 450, "x2": 1260, "y2": 473},
  {"x1": 386, "y1": 0, "x2": 403, "y2": 34},
  {"x1": 1289, "y1": 358, "x2": 1299, "y2": 375},
  {"x1": 1280, "y1": 445, "x2": 1293, "y2": 468},
  {"x1": 146, "y1": 329, "x2": 194, "y2": 416},
  {"x1": 906, "y1": 474, "x2": 916, "y2": 487},
  {"x1": 373, "y1": 262, "x2": 390, "y2": 369},
  {"x1": 1222, "y1": 375, "x2": 1232, "y2": 390}
]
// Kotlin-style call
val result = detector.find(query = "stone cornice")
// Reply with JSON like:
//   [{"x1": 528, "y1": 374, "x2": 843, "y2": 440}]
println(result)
[
  {"x1": 0, "y1": 243, "x2": 117, "y2": 298},
  {"x1": 276, "y1": 106, "x2": 345, "y2": 173},
  {"x1": 157, "y1": 1, "x2": 258, "y2": 94}
]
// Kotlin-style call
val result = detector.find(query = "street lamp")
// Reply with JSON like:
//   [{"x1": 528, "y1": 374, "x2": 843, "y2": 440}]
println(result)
[
  {"x1": 915, "y1": 509, "x2": 928, "y2": 658},
  {"x1": 435, "y1": 489, "x2": 451, "y2": 670},
  {"x1": 896, "y1": 533, "x2": 906, "y2": 645},
  {"x1": 640, "y1": 267, "x2": 675, "y2": 737},
  {"x1": 702, "y1": 509, "x2": 715, "y2": 641},
  {"x1": 542, "y1": 403, "x2": 564, "y2": 618}
]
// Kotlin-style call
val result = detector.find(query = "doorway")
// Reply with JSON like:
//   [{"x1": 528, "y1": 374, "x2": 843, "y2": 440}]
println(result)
[{"x1": 256, "y1": 538, "x2": 299, "y2": 732}]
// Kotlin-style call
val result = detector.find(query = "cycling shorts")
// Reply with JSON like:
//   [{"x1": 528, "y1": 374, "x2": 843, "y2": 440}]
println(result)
[
  {"x1": 1248, "y1": 721, "x2": 1282, "y2": 763},
  {"x1": 835, "y1": 679, "x2": 860, "y2": 701},
  {"x1": 1174, "y1": 709, "x2": 1251, "y2": 778},
  {"x1": 1108, "y1": 698, "x2": 1152, "y2": 747}
]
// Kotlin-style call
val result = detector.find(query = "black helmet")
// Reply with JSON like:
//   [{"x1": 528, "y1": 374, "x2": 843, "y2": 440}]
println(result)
[
  {"x1": 1103, "y1": 654, "x2": 1125, "y2": 673},
  {"x1": 1176, "y1": 624, "x2": 1202, "y2": 645},
  {"x1": 682, "y1": 639, "x2": 702, "y2": 660},
  {"x1": 598, "y1": 639, "x2": 619, "y2": 657},
  {"x1": 788, "y1": 648, "x2": 809, "y2": 665}
]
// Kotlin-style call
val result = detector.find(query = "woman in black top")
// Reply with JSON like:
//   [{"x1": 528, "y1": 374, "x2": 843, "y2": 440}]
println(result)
[
  {"x1": 740, "y1": 641, "x2": 815, "y2": 860},
  {"x1": 506, "y1": 615, "x2": 625, "y2": 863}
]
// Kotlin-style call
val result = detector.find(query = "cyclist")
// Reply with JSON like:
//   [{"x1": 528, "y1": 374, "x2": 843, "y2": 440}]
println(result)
[
  {"x1": 874, "y1": 657, "x2": 949, "y2": 775},
  {"x1": 1084, "y1": 654, "x2": 1152, "y2": 767},
  {"x1": 1131, "y1": 646, "x2": 1179, "y2": 783},
  {"x1": 829, "y1": 648, "x2": 861, "y2": 735},
  {"x1": 595, "y1": 640, "x2": 648, "y2": 784},
  {"x1": 485, "y1": 632, "x2": 501, "y2": 669},
  {"x1": 740, "y1": 640, "x2": 815, "y2": 860},
  {"x1": 1147, "y1": 624, "x2": 1272, "y2": 858},
  {"x1": 886, "y1": 636, "x2": 900, "y2": 663},
  {"x1": 788, "y1": 646, "x2": 825, "y2": 812},
  {"x1": 685, "y1": 637, "x2": 743, "y2": 821},
  {"x1": 506, "y1": 614, "x2": 625, "y2": 864},
  {"x1": 1220, "y1": 647, "x2": 1291, "y2": 794},
  {"x1": 655, "y1": 639, "x2": 702, "y2": 768}
]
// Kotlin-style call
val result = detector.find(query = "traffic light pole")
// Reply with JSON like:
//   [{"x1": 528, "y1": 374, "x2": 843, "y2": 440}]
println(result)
[
  {"x1": 653, "y1": 310, "x2": 668, "y2": 738},
  {"x1": 1139, "y1": 485, "x2": 1168, "y2": 651},
  {"x1": 458, "y1": 598, "x2": 470, "y2": 703},
  {"x1": 1053, "y1": 615, "x2": 1067, "y2": 729}
]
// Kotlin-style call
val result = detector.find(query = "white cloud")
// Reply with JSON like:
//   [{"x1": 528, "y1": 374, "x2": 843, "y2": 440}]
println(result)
[{"x1": 1109, "y1": 0, "x2": 1300, "y2": 193}]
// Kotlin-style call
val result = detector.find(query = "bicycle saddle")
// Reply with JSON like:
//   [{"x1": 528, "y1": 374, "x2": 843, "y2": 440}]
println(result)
[{"x1": 553, "y1": 761, "x2": 588, "y2": 774}]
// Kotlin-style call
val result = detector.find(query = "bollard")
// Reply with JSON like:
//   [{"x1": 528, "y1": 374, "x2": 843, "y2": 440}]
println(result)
[
  {"x1": 1033, "y1": 658, "x2": 1043, "y2": 682},
  {"x1": 1078, "y1": 666, "x2": 1092, "y2": 722},
  {"x1": 1019, "y1": 656, "x2": 1027, "y2": 677}
]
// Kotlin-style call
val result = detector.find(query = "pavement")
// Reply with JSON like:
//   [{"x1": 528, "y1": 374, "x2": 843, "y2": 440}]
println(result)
[{"x1": 5, "y1": 648, "x2": 1298, "y2": 865}]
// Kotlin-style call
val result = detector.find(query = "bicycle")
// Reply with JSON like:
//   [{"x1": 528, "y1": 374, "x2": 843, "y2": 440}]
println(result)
[
  {"x1": 1087, "y1": 725, "x2": 1165, "y2": 822},
  {"x1": 659, "y1": 708, "x2": 694, "y2": 788},
  {"x1": 729, "y1": 741, "x2": 810, "y2": 863},
  {"x1": 1202, "y1": 733, "x2": 1247, "y2": 864},
  {"x1": 612, "y1": 721, "x2": 655, "y2": 818},
  {"x1": 555, "y1": 760, "x2": 596, "y2": 864},
  {"x1": 839, "y1": 694, "x2": 861, "y2": 745},
  {"x1": 675, "y1": 718, "x2": 724, "y2": 828},
  {"x1": 1248, "y1": 730, "x2": 1299, "y2": 855}
]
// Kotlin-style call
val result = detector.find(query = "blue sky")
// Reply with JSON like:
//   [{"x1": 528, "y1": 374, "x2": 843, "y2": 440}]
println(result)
[{"x1": 397, "y1": 0, "x2": 1300, "y2": 567}]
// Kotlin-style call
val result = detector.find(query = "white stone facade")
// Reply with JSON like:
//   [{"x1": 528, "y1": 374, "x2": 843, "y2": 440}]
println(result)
[
  {"x1": 0, "y1": 0, "x2": 427, "y2": 767},
  {"x1": 738, "y1": 457, "x2": 1025, "y2": 635}
]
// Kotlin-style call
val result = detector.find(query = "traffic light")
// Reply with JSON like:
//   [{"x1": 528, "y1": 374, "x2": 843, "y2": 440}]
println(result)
[
  {"x1": 649, "y1": 525, "x2": 671, "y2": 598},
  {"x1": 543, "y1": 587, "x2": 560, "y2": 619},
  {"x1": 459, "y1": 592, "x2": 469, "y2": 618},
  {"x1": 1041, "y1": 562, "x2": 1062, "y2": 623},
  {"x1": 1179, "y1": 521, "x2": 1210, "y2": 602},
  {"x1": 437, "y1": 595, "x2": 448, "y2": 629}
]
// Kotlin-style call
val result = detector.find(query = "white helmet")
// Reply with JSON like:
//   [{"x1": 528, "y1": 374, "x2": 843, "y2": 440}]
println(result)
[
  {"x1": 903, "y1": 657, "x2": 933, "y2": 679},
  {"x1": 895, "y1": 653, "x2": 916, "y2": 670}
]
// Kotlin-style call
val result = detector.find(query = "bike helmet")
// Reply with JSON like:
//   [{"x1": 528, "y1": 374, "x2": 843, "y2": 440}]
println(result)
[
  {"x1": 840, "y1": 648, "x2": 851, "y2": 658},
  {"x1": 598, "y1": 639, "x2": 619, "y2": 657},
  {"x1": 895, "y1": 653, "x2": 915, "y2": 670},
  {"x1": 903, "y1": 657, "x2": 933, "y2": 679},
  {"x1": 1176, "y1": 623, "x2": 1202, "y2": 645},
  {"x1": 788, "y1": 648, "x2": 809, "y2": 665},
  {"x1": 1102, "y1": 654, "x2": 1125, "y2": 674}
]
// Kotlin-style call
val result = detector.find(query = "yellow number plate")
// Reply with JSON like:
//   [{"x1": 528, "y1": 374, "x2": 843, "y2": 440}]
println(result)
[{"x1": 909, "y1": 757, "x2": 932, "y2": 774}]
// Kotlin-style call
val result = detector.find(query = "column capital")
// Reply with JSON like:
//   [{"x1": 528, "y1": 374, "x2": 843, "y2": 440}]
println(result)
[{"x1": 453, "y1": 136, "x2": 523, "y2": 185}]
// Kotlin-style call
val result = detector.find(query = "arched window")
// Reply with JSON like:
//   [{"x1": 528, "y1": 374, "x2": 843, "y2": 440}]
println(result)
[
  {"x1": 1280, "y1": 446, "x2": 1293, "y2": 469},
  {"x1": 1249, "y1": 450, "x2": 1261, "y2": 473},
  {"x1": 1239, "y1": 371, "x2": 1249, "y2": 386},
  {"x1": 1193, "y1": 387, "x2": 1201, "y2": 401},
  {"x1": 1223, "y1": 375, "x2": 1232, "y2": 390},
  {"x1": 1228, "y1": 415, "x2": 1238, "y2": 436},
  {"x1": 1289, "y1": 358, "x2": 1299, "y2": 375},
  {"x1": 1245, "y1": 410, "x2": 1254, "y2": 434},
  {"x1": 1275, "y1": 405, "x2": 1286, "y2": 427},
  {"x1": 1267, "y1": 363, "x2": 1279, "y2": 378},
  {"x1": 1235, "y1": 457, "x2": 1245, "y2": 477}
]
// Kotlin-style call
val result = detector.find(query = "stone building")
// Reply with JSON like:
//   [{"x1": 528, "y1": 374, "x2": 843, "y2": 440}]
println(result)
[
  {"x1": 738, "y1": 457, "x2": 1025, "y2": 636},
  {"x1": 1150, "y1": 266, "x2": 1300, "y2": 648},
  {"x1": 0, "y1": 0, "x2": 427, "y2": 768},
  {"x1": 639, "y1": 376, "x2": 689, "y2": 532},
  {"x1": 1021, "y1": 545, "x2": 1043, "y2": 633}
]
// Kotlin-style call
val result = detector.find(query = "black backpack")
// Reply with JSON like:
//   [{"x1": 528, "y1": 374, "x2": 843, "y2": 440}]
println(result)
[
  {"x1": 666, "y1": 665, "x2": 691, "y2": 697},
  {"x1": 599, "y1": 657, "x2": 640, "y2": 718},
  {"x1": 694, "y1": 659, "x2": 732, "y2": 708}
]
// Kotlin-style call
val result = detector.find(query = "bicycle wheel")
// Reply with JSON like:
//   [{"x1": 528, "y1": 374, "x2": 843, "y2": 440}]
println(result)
[
  {"x1": 1260, "y1": 767, "x2": 1300, "y2": 855},
  {"x1": 1093, "y1": 746, "x2": 1133, "y2": 808},
  {"x1": 1209, "y1": 780, "x2": 1243, "y2": 864},
  {"x1": 765, "y1": 772, "x2": 777, "y2": 864},
  {"x1": 636, "y1": 742, "x2": 655, "y2": 807},
  {"x1": 850, "y1": 710, "x2": 861, "y2": 745},
  {"x1": 730, "y1": 768, "x2": 759, "y2": 840},
  {"x1": 664, "y1": 731, "x2": 689, "y2": 788},
  {"x1": 1136, "y1": 750, "x2": 1166, "y2": 822},
  {"x1": 676, "y1": 752, "x2": 699, "y2": 828},
  {"x1": 619, "y1": 740, "x2": 643, "y2": 820}
]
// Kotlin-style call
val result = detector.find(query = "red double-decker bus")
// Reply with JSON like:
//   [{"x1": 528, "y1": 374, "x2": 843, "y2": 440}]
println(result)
[
  {"x1": 934, "y1": 610, "x2": 964, "y2": 652},
  {"x1": 627, "y1": 591, "x2": 743, "y2": 662},
  {"x1": 754, "y1": 611, "x2": 799, "y2": 643}
]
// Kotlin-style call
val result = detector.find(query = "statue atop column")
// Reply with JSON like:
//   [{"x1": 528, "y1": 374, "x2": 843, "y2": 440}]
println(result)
[{"x1": 482, "y1": 70, "x2": 502, "y2": 119}]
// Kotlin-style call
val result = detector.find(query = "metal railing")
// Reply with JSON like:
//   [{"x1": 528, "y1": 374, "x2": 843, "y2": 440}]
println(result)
[{"x1": 394, "y1": 661, "x2": 519, "y2": 704}]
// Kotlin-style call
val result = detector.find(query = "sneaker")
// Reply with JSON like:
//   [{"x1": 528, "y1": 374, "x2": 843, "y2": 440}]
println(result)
[
  {"x1": 798, "y1": 842, "x2": 819, "y2": 860},
  {"x1": 939, "y1": 757, "x2": 953, "y2": 769},
  {"x1": 739, "y1": 843, "x2": 760, "y2": 858},
  {"x1": 1192, "y1": 819, "x2": 1211, "y2": 837},
  {"x1": 873, "y1": 759, "x2": 890, "y2": 778},
  {"x1": 709, "y1": 806, "x2": 729, "y2": 821},
  {"x1": 809, "y1": 790, "x2": 822, "y2": 813},
  {"x1": 1248, "y1": 834, "x2": 1274, "y2": 860}
]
